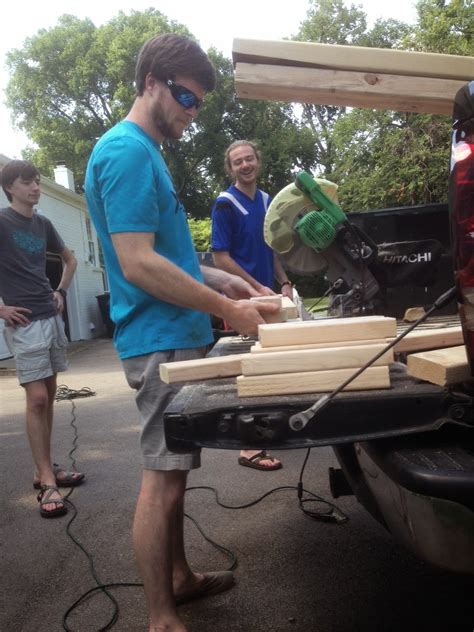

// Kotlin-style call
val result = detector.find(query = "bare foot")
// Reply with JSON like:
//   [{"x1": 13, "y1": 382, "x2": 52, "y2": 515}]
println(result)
[{"x1": 149, "y1": 616, "x2": 187, "y2": 632}]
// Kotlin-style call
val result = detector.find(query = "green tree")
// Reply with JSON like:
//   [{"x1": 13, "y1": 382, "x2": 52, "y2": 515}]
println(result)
[
  {"x1": 329, "y1": 0, "x2": 472, "y2": 211},
  {"x1": 332, "y1": 109, "x2": 451, "y2": 210},
  {"x1": 293, "y1": 0, "x2": 411, "y2": 178},
  {"x1": 6, "y1": 10, "x2": 317, "y2": 216},
  {"x1": 407, "y1": 0, "x2": 473, "y2": 55},
  {"x1": 5, "y1": 10, "x2": 190, "y2": 188},
  {"x1": 188, "y1": 217, "x2": 211, "y2": 251}
]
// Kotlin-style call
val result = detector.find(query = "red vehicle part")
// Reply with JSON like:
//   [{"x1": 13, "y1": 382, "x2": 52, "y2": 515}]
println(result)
[{"x1": 450, "y1": 81, "x2": 474, "y2": 373}]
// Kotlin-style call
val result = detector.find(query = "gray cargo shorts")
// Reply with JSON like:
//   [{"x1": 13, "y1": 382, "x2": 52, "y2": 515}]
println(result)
[
  {"x1": 4, "y1": 314, "x2": 68, "y2": 385},
  {"x1": 122, "y1": 346, "x2": 208, "y2": 471}
]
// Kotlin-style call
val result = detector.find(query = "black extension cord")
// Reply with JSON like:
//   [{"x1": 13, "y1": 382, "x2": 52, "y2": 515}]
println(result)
[{"x1": 56, "y1": 386, "x2": 347, "y2": 631}]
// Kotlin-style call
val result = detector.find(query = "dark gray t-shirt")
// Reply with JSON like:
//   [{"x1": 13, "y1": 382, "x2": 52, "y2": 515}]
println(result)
[{"x1": 0, "y1": 207, "x2": 65, "y2": 320}]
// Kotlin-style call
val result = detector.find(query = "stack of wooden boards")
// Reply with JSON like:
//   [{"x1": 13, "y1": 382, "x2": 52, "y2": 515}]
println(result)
[
  {"x1": 232, "y1": 38, "x2": 474, "y2": 116},
  {"x1": 236, "y1": 316, "x2": 396, "y2": 397},
  {"x1": 159, "y1": 308, "x2": 467, "y2": 394},
  {"x1": 161, "y1": 315, "x2": 399, "y2": 397}
]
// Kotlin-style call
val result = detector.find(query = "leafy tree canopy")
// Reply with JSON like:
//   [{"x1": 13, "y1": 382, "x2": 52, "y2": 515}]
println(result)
[
  {"x1": 295, "y1": 0, "x2": 470, "y2": 211},
  {"x1": 6, "y1": 11, "x2": 192, "y2": 187},
  {"x1": 5, "y1": 0, "x2": 472, "y2": 217},
  {"x1": 6, "y1": 10, "x2": 317, "y2": 216}
]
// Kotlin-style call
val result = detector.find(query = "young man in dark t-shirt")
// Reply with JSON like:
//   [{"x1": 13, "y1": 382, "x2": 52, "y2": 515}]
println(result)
[{"x1": 0, "y1": 160, "x2": 82, "y2": 518}]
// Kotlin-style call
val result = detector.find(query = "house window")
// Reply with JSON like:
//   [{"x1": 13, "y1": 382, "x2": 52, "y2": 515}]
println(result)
[{"x1": 85, "y1": 217, "x2": 96, "y2": 266}]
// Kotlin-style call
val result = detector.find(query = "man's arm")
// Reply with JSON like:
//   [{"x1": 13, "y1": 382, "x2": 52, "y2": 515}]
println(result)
[
  {"x1": 53, "y1": 247, "x2": 78, "y2": 312},
  {"x1": 212, "y1": 251, "x2": 275, "y2": 296},
  {"x1": 273, "y1": 253, "x2": 294, "y2": 299},
  {"x1": 111, "y1": 232, "x2": 277, "y2": 335},
  {"x1": 200, "y1": 266, "x2": 260, "y2": 300}
]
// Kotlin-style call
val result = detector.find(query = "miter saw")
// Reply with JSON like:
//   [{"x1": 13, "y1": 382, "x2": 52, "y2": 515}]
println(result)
[{"x1": 265, "y1": 171, "x2": 381, "y2": 317}]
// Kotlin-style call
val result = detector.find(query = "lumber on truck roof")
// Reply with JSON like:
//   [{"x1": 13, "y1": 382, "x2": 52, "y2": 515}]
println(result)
[{"x1": 232, "y1": 38, "x2": 474, "y2": 115}]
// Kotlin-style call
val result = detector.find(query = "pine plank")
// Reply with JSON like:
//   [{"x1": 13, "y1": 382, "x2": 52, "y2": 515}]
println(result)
[
  {"x1": 280, "y1": 296, "x2": 299, "y2": 319},
  {"x1": 258, "y1": 316, "x2": 396, "y2": 348},
  {"x1": 232, "y1": 39, "x2": 474, "y2": 81},
  {"x1": 241, "y1": 343, "x2": 392, "y2": 376},
  {"x1": 237, "y1": 365, "x2": 390, "y2": 397},
  {"x1": 395, "y1": 326, "x2": 463, "y2": 353},
  {"x1": 407, "y1": 346, "x2": 472, "y2": 386},
  {"x1": 252, "y1": 326, "x2": 462, "y2": 354},
  {"x1": 249, "y1": 295, "x2": 299, "y2": 320},
  {"x1": 234, "y1": 63, "x2": 465, "y2": 115},
  {"x1": 159, "y1": 354, "x2": 244, "y2": 384},
  {"x1": 250, "y1": 338, "x2": 388, "y2": 353},
  {"x1": 249, "y1": 295, "x2": 287, "y2": 323}
]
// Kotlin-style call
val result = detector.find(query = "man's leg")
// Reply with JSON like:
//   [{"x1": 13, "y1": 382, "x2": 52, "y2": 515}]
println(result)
[
  {"x1": 24, "y1": 375, "x2": 64, "y2": 513},
  {"x1": 133, "y1": 468, "x2": 189, "y2": 632}
]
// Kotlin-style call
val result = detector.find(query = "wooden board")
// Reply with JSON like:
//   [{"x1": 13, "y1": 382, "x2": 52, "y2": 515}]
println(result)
[
  {"x1": 237, "y1": 365, "x2": 390, "y2": 397},
  {"x1": 395, "y1": 326, "x2": 463, "y2": 353},
  {"x1": 159, "y1": 354, "x2": 243, "y2": 384},
  {"x1": 281, "y1": 295, "x2": 299, "y2": 319},
  {"x1": 252, "y1": 326, "x2": 463, "y2": 354},
  {"x1": 241, "y1": 343, "x2": 392, "y2": 376},
  {"x1": 250, "y1": 338, "x2": 388, "y2": 353},
  {"x1": 407, "y1": 345, "x2": 472, "y2": 386},
  {"x1": 234, "y1": 63, "x2": 465, "y2": 115},
  {"x1": 249, "y1": 294, "x2": 299, "y2": 320},
  {"x1": 249, "y1": 295, "x2": 287, "y2": 323},
  {"x1": 232, "y1": 38, "x2": 474, "y2": 82},
  {"x1": 258, "y1": 316, "x2": 396, "y2": 348}
]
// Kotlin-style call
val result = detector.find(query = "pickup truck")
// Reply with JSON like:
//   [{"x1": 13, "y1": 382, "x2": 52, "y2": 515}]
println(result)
[{"x1": 164, "y1": 78, "x2": 474, "y2": 576}]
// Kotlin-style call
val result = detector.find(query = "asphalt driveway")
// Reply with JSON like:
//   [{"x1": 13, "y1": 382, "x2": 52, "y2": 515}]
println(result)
[{"x1": 1, "y1": 338, "x2": 473, "y2": 632}]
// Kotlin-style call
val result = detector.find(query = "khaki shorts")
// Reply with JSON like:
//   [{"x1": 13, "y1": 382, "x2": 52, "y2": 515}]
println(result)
[
  {"x1": 122, "y1": 347, "x2": 207, "y2": 471},
  {"x1": 4, "y1": 314, "x2": 68, "y2": 385}
]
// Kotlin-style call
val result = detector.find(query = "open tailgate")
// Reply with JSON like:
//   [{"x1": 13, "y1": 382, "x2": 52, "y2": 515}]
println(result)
[{"x1": 163, "y1": 335, "x2": 465, "y2": 452}]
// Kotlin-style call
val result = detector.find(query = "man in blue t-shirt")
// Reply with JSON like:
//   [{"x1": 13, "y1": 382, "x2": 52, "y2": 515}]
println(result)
[
  {"x1": 85, "y1": 34, "x2": 276, "y2": 632},
  {"x1": 211, "y1": 140, "x2": 293, "y2": 472}
]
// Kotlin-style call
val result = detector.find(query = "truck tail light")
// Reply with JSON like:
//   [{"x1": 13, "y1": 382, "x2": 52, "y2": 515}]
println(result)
[{"x1": 450, "y1": 81, "x2": 474, "y2": 373}]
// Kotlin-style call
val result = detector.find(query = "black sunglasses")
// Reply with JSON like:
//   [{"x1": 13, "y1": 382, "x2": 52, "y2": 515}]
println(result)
[{"x1": 166, "y1": 79, "x2": 203, "y2": 110}]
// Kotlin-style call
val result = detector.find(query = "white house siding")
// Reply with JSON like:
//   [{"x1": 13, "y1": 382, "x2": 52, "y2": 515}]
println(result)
[{"x1": 0, "y1": 154, "x2": 106, "y2": 358}]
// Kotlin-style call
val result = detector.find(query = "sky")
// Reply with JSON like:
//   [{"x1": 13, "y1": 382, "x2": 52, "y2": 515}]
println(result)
[{"x1": 0, "y1": 0, "x2": 418, "y2": 159}]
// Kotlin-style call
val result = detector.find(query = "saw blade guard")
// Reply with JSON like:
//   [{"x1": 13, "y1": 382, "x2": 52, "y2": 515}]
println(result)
[{"x1": 264, "y1": 177, "x2": 340, "y2": 273}]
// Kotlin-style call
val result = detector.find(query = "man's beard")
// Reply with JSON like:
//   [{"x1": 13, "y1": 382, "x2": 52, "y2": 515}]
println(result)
[{"x1": 151, "y1": 100, "x2": 183, "y2": 140}]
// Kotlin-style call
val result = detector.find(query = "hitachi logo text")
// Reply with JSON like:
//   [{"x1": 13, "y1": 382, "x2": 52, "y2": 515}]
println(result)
[{"x1": 381, "y1": 252, "x2": 432, "y2": 264}]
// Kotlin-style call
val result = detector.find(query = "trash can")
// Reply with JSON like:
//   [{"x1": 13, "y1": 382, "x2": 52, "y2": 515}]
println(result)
[{"x1": 96, "y1": 292, "x2": 115, "y2": 338}]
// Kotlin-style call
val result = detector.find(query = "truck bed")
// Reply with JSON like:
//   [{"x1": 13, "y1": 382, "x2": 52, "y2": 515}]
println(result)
[{"x1": 164, "y1": 335, "x2": 465, "y2": 452}]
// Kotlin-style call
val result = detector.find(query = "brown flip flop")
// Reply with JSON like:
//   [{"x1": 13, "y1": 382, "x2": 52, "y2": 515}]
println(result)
[
  {"x1": 238, "y1": 450, "x2": 282, "y2": 471},
  {"x1": 33, "y1": 463, "x2": 85, "y2": 490}
]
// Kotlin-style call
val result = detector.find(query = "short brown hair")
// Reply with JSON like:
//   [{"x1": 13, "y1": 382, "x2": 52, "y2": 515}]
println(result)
[
  {"x1": 1, "y1": 160, "x2": 40, "y2": 202},
  {"x1": 135, "y1": 33, "x2": 216, "y2": 95},
  {"x1": 224, "y1": 140, "x2": 262, "y2": 176}
]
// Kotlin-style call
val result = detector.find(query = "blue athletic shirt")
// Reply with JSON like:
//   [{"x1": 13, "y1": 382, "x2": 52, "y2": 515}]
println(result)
[
  {"x1": 84, "y1": 120, "x2": 213, "y2": 359},
  {"x1": 211, "y1": 185, "x2": 274, "y2": 288}
]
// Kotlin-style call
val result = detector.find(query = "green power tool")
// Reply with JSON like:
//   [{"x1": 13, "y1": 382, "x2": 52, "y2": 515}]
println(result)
[
  {"x1": 294, "y1": 171, "x2": 347, "y2": 252},
  {"x1": 264, "y1": 170, "x2": 380, "y2": 316}
]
